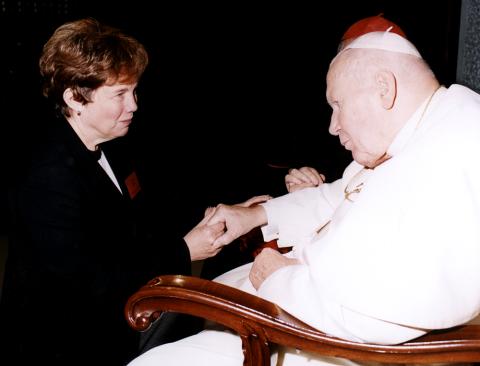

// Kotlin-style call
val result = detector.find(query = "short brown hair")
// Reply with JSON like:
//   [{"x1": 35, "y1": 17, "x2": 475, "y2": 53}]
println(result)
[{"x1": 39, "y1": 18, "x2": 149, "y2": 117}]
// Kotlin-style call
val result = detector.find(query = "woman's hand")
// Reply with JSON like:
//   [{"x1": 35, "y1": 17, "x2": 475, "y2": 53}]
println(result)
[{"x1": 183, "y1": 208, "x2": 225, "y2": 261}]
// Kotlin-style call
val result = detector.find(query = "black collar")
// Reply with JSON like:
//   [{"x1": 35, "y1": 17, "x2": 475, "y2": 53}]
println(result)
[{"x1": 90, "y1": 148, "x2": 102, "y2": 161}]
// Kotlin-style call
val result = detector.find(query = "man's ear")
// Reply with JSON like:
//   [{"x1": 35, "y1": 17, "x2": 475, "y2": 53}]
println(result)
[
  {"x1": 63, "y1": 88, "x2": 84, "y2": 115},
  {"x1": 375, "y1": 70, "x2": 397, "y2": 110}
]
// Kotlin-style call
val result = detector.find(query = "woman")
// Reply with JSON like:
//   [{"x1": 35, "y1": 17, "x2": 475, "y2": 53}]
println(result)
[{"x1": 0, "y1": 18, "x2": 226, "y2": 365}]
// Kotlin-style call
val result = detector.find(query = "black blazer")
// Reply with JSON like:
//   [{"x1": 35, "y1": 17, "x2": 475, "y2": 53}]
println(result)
[{"x1": 0, "y1": 118, "x2": 191, "y2": 365}]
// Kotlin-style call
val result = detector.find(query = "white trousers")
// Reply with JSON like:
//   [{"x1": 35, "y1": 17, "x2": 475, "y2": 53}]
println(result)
[{"x1": 127, "y1": 327, "x2": 372, "y2": 366}]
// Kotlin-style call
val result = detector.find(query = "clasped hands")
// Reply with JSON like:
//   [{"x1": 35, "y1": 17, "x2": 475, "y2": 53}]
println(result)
[
  {"x1": 184, "y1": 166, "x2": 323, "y2": 288},
  {"x1": 205, "y1": 196, "x2": 300, "y2": 290}
]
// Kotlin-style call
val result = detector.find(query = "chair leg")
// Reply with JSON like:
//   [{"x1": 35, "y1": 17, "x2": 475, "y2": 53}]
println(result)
[{"x1": 241, "y1": 324, "x2": 271, "y2": 366}]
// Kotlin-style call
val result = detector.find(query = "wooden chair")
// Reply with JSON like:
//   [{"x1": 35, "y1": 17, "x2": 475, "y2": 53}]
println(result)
[{"x1": 125, "y1": 275, "x2": 480, "y2": 366}]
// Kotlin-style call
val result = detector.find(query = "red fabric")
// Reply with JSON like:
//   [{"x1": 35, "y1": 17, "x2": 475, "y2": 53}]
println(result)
[
  {"x1": 238, "y1": 227, "x2": 291, "y2": 258},
  {"x1": 251, "y1": 239, "x2": 291, "y2": 258},
  {"x1": 342, "y1": 14, "x2": 406, "y2": 41}
]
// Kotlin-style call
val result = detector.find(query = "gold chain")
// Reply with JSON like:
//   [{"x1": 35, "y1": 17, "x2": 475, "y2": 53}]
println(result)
[
  {"x1": 344, "y1": 182, "x2": 364, "y2": 202},
  {"x1": 343, "y1": 167, "x2": 371, "y2": 202},
  {"x1": 415, "y1": 85, "x2": 442, "y2": 130}
]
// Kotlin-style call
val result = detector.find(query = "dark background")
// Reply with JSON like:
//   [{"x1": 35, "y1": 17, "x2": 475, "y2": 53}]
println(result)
[{"x1": 0, "y1": 0, "x2": 462, "y2": 236}]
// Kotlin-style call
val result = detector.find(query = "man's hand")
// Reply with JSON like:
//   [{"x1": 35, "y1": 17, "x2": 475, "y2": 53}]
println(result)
[
  {"x1": 285, "y1": 166, "x2": 326, "y2": 193},
  {"x1": 235, "y1": 195, "x2": 272, "y2": 208},
  {"x1": 249, "y1": 248, "x2": 300, "y2": 289},
  {"x1": 207, "y1": 203, "x2": 268, "y2": 249}
]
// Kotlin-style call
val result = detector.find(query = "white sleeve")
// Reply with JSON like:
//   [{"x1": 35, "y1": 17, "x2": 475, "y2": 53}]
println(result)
[
  {"x1": 260, "y1": 161, "x2": 360, "y2": 247},
  {"x1": 260, "y1": 185, "x2": 335, "y2": 247}
]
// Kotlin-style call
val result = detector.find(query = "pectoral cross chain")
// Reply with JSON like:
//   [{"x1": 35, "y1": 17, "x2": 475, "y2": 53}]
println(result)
[{"x1": 344, "y1": 182, "x2": 364, "y2": 202}]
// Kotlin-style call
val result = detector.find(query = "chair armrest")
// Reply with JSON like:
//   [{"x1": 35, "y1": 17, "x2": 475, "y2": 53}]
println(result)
[{"x1": 125, "y1": 275, "x2": 480, "y2": 366}]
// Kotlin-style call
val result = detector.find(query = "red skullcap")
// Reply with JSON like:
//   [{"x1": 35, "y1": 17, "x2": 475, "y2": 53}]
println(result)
[{"x1": 341, "y1": 14, "x2": 407, "y2": 41}]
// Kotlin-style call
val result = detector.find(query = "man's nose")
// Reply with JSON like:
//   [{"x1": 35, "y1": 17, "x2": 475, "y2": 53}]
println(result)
[{"x1": 328, "y1": 115, "x2": 339, "y2": 136}]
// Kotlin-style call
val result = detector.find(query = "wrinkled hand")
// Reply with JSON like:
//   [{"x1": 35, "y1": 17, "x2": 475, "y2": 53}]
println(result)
[
  {"x1": 207, "y1": 203, "x2": 268, "y2": 249},
  {"x1": 183, "y1": 208, "x2": 225, "y2": 261},
  {"x1": 249, "y1": 248, "x2": 300, "y2": 289},
  {"x1": 235, "y1": 194, "x2": 272, "y2": 208},
  {"x1": 285, "y1": 166, "x2": 325, "y2": 193}
]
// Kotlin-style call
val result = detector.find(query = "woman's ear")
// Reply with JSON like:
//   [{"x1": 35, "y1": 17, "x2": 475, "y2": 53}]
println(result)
[
  {"x1": 375, "y1": 70, "x2": 397, "y2": 110},
  {"x1": 63, "y1": 88, "x2": 84, "y2": 115}
]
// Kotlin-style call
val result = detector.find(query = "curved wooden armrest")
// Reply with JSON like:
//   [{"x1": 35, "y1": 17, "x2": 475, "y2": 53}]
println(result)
[{"x1": 125, "y1": 275, "x2": 480, "y2": 366}]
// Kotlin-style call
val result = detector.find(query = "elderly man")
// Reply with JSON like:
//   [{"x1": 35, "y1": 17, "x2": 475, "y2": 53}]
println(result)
[
  {"x1": 285, "y1": 14, "x2": 407, "y2": 193},
  {"x1": 128, "y1": 31, "x2": 480, "y2": 366}
]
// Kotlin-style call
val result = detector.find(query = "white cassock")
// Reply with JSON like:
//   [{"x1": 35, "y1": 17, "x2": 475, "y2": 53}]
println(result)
[{"x1": 128, "y1": 84, "x2": 480, "y2": 365}]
